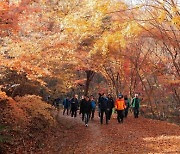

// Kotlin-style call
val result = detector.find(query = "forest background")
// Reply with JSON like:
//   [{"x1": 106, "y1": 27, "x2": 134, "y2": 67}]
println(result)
[{"x1": 0, "y1": 0, "x2": 179, "y2": 152}]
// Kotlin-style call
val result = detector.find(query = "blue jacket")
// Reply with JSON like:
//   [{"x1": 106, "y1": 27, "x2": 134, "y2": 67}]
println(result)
[{"x1": 91, "y1": 100, "x2": 96, "y2": 109}]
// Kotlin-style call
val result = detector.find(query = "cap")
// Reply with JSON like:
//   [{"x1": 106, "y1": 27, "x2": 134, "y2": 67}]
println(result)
[{"x1": 118, "y1": 94, "x2": 123, "y2": 98}]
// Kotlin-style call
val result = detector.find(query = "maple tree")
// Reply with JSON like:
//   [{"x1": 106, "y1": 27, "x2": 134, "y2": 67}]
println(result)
[
  {"x1": 0, "y1": 0, "x2": 180, "y2": 146},
  {"x1": 0, "y1": 0, "x2": 179, "y2": 116},
  {"x1": 0, "y1": 0, "x2": 180, "y2": 153}
]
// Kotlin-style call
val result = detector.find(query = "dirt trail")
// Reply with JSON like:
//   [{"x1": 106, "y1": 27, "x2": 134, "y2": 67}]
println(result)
[{"x1": 57, "y1": 111, "x2": 180, "y2": 154}]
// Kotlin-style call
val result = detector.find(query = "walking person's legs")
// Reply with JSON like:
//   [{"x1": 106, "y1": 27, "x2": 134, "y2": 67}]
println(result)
[
  {"x1": 124, "y1": 109, "x2": 127, "y2": 117},
  {"x1": 63, "y1": 108, "x2": 66, "y2": 115},
  {"x1": 136, "y1": 108, "x2": 139, "y2": 118},
  {"x1": 109, "y1": 109, "x2": 112, "y2": 120},
  {"x1": 67, "y1": 108, "x2": 69, "y2": 115},
  {"x1": 89, "y1": 110, "x2": 91, "y2": 119},
  {"x1": 133, "y1": 108, "x2": 136, "y2": 118},
  {"x1": 98, "y1": 108, "x2": 101, "y2": 117},
  {"x1": 87, "y1": 113, "x2": 90, "y2": 124},
  {"x1": 100, "y1": 110, "x2": 104, "y2": 124},
  {"x1": 120, "y1": 110, "x2": 124, "y2": 123},
  {"x1": 85, "y1": 113, "x2": 87, "y2": 125},
  {"x1": 91, "y1": 109, "x2": 95, "y2": 119},
  {"x1": 71, "y1": 109, "x2": 74, "y2": 117},
  {"x1": 85, "y1": 113, "x2": 89, "y2": 127},
  {"x1": 105, "y1": 110, "x2": 108, "y2": 124},
  {"x1": 82, "y1": 112, "x2": 85, "y2": 121},
  {"x1": 117, "y1": 110, "x2": 121, "y2": 123},
  {"x1": 74, "y1": 109, "x2": 77, "y2": 117}
]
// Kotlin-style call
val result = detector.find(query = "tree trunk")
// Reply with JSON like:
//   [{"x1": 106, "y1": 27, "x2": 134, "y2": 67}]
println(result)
[{"x1": 84, "y1": 70, "x2": 95, "y2": 96}]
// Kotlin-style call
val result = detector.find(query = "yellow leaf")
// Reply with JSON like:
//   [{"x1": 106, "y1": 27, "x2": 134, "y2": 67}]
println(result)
[
  {"x1": 158, "y1": 11, "x2": 166, "y2": 23},
  {"x1": 171, "y1": 16, "x2": 180, "y2": 28}
]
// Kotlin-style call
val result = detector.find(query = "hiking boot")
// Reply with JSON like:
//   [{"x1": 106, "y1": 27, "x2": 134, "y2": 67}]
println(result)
[{"x1": 85, "y1": 124, "x2": 88, "y2": 127}]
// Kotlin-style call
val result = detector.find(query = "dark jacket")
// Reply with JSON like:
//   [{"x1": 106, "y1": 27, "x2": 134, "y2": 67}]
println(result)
[
  {"x1": 81, "y1": 100, "x2": 92, "y2": 114},
  {"x1": 63, "y1": 98, "x2": 70, "y2": 108},
  {"x1": 71, "y1": 98, "x2": 79, "y2": 110},
  {"x1": 124, "y1": 99, "x2": 130, "y2": 109},
  {"x1": 80, "y1": 99, "x2": 85, "y2": 114},
  {"x1": 98, "y1": 95, "x2": 101, "y2": 109},
  {"x1": 99, "y1": 96, "x2": 108, "y2": 110},
  {"x1": 107, "y1": 97, "x2": 114, "y2": 109}
]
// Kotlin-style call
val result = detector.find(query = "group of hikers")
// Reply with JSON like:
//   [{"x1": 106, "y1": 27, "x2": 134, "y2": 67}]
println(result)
[{"x1": 62, "y1": 93, "x2": 141, "y2": 127}]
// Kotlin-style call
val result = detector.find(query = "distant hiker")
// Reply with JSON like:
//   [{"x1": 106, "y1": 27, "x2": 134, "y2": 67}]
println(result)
[
  {"x1": 99, "y1": 93, "x2": 108, "y2": 124},
  {"x1": 124, "y1": 95, "x2": 130, "y2": 118},
  {"x1": 80, "y1": 96, "x2": 92, "y2": 127},
  {"x1": 63, "y1": 97, "x2": 70, "y2": 115},
  {"x1": 70, "y1": 94, "x2": 79, "y2": 118},
  {"x1": 90, "y1": 95, "x2": 96, "y2": 120},
  {"x1": 132, "y1": 94, "x2": 140, "y2": 118},
  {"x1": 79, "y1": 95, "x2": 85, "y2": 115},
  {"x1": 107, "y1": 94, "x2": 114, "y2": 120},
  {"x1": 47, "y1": 95, "x2": 51, "y2": 102},
  {"x1": 79, "y1": 95, "x2": 86, "y2": 121},
  {"x1": 54, "y1": 97, "x2": 61, "y2": 108},
  {"x1": 115, "y1": 94, "x2": 126, "y2": 123},
  {"x1": 98, "y1": 93, "x2": 102, "y2": 118}
]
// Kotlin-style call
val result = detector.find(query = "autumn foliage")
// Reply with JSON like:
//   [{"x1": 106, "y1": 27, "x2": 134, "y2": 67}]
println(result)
[
  {"x1": 0, "y1": 0, "x2": 180, "y2": 152},
  {"x1": 0, "y1": 89, "x2": 58, "y2": 152}
]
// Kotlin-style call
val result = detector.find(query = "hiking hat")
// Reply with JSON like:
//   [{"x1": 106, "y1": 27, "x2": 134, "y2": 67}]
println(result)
[{"x1": 118, "y1": 94, "x2": 123, "y2": 98}]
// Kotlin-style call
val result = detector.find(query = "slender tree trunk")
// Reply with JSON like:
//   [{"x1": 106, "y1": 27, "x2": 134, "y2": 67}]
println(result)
[
  {"x1": 136, "y1": 70, "x2": 156, "y2": 118},
  {"x1": 84, "y1": 70, "x2": 95, "y2": 96}
]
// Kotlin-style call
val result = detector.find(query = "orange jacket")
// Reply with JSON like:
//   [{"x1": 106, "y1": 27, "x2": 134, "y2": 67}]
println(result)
[{"x1": 115, "y1": 98, "x2": 126, "y2": 110}]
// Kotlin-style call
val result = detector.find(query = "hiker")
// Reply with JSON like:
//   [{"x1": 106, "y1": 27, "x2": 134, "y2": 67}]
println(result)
[
  {"x1": 115, "y1": 94, "x2": 126, "y2": 123},
  {"x1": 70, "y1": 94, "x2": 79, "y2": 118},
  {"x1": 98, "y1": 93, "x2": 102, "y2": 118},
  {"x1": 79, "y1": 95, "x2": 86, "y2": 121},
  {"x1": 80, "y1": 96, "x2": 92, "y2": 127},
  {"x1": 124, "y1": 95, "x2": 130, "y2": 118},
  {"x1": 132, "y1": 94, "x2": 140, "y2": 118},
  {"x1": 99, "y1": 93, "x2": 108, "y2": 124},
  {"x1": 79, "y1": 95, "x2": 85, "y2": 114},
  {"x1": 63, "y1": 96, "x2": 71, "y2": 115},
  {"x1": 54, "y1": 97, "x2": 61, "y2": 108},
  {"x1": 47, "y1": 95, "x2": 51, "y2": 103},
  {"x1": 107, "y1": 94, "x2": 114, "y2": 120},
  {"x1": 90, "y1": 95, "x2": 96, "y2": 120}
]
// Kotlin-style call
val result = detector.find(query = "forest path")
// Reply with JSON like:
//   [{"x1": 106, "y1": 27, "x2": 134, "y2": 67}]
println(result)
[{"x1": 57, "y1": 110, "x2": 180, "y2": 154}]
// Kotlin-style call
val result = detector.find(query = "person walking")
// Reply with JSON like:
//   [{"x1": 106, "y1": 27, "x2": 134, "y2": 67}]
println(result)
[
  {"x1": 70, "y1": 94, "x2": 79, "y2": 118},
  {"x1": 132, "y1": 94, "x2": 140, "y2": 118},
  {"x1": 90, "y1": 95, "x2": 96, "y2": 120},
  {"x1": 115, "y1": 94, "x2": 126, "y2": 123},
  {"x1": 80, "y1": 96, "x2": 92, "y2": 127},
  {"x1": 79, "y1": 95, "x2": 85, "y2": 114},
  {"x1": 98, "y1": 93, "x2": 102, "y2": 118},
  {"x1": 79, "y1": 95, "x2": 85, "y2": 121},
  {"x1": 99, "y1": 93, "x2": 108, "y2": 124},
  {"x1": 107, "y1": 94, "x2": 114, "y2": 120},
  {"x1": 124, "y1": 95, "x2": 130, "y2": 118},
  {"x1": 63, "y1": 97, "x2": 70, "y2": 115}
]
